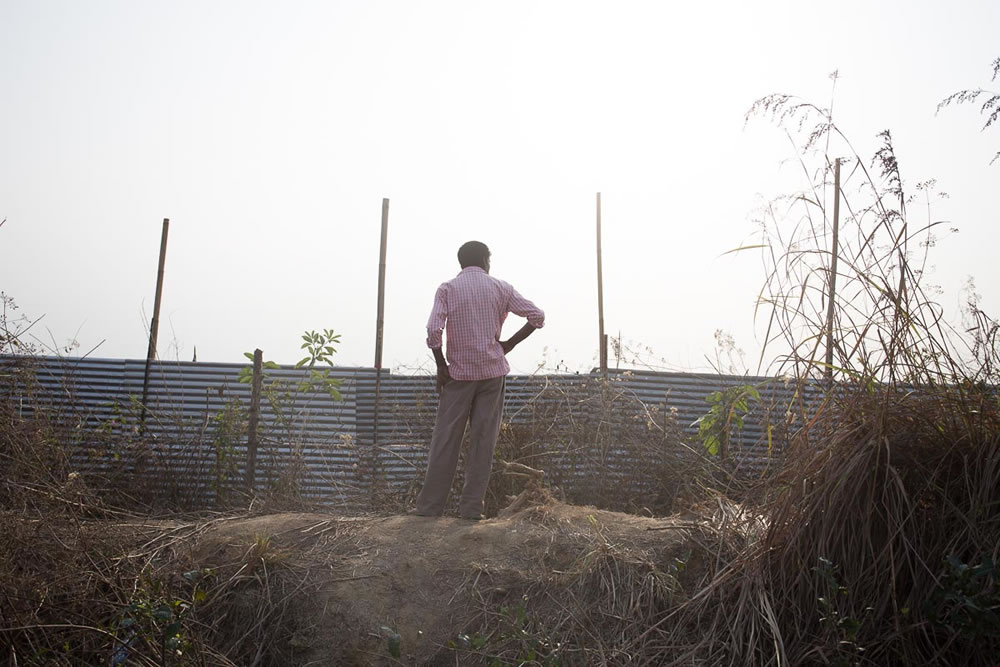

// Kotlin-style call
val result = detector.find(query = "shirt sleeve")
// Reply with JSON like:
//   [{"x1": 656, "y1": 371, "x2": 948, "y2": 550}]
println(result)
[
  {"x1": 425, "y1": 284, "x2": 448, "y2": 348},
  {"x1": 508, "y1": 285, "x2": 545, "y2": 329}
]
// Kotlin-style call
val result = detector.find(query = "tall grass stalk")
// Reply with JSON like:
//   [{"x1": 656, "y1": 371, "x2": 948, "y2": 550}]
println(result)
[{"x1": 657, "y1": 91, "x2": 1000, "y2": 665}]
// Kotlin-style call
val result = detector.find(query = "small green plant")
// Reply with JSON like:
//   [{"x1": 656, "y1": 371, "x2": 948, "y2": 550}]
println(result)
[
  {"x1": 211, "y1": 398, "x2": 246, "y2": 504},
  {"x1": 379, "y1": 625, "x2": 402, "y2": 658},
  {"x1": 925, "y1": 554, "x2": 1000, "y2": 640},
  {"x1": 237, "y1": 328, "x2": 342, "y2": 398},
  {"x1": 237, "y1": 356, "x2": 280, "y2": 384},
  {"x1": 238, "y1": 329, "x2": 342, "y2": 403},
  {"x1": 450, "y1": 599, "x2": 562, "y2": 666},
  {"x1": 294, "y1": 328, "x2": 343, "y2": 400},
  {"x1": 113, "y1": 567, "x2": 215, "y2": 665},
  {"x1": 692, "y1": 384, "x2": 760, "y2": 459},
  {"x1": 232, "y1": 328, "x2": 344, "y2": 497},
  {"x1": 496, "y1": 602, "x2": 561, "y2": 666},
  {"x1": 814, "y1": 557, "x2": 869, "y2": 666}
]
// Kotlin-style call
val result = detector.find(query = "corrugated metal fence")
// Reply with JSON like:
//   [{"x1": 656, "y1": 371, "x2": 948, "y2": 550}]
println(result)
[{"x1": 2, "y1": 356, "x2": 819, "y2": 508}]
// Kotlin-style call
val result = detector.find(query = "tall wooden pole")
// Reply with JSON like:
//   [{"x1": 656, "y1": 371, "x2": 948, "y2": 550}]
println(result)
[
  {"x1": 596, "y1": 193, "x2": 607, "y2": 380},
  {"x1": 372, "y1": 198, "x2": 389, "y2": 493},
  {"x1": 246, "y1": 349, "x2": 263, "y2": 495},
  {"x1": 140, "y1": 218, "x2": 169, "y2": 431},
  {"x1": 825, "y1": 159, "x2": 842, "y2": 386},
  {"x1": 374, "y1": 198, "x2": 389, "y2": 373}
]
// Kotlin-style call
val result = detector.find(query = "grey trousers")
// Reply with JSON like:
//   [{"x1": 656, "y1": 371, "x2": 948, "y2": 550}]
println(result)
[{"x1": 415, "y1": 376, "x2": 505, "y2": 517}]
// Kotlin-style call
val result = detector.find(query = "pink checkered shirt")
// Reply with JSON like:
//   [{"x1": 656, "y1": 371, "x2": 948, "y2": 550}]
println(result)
[{"x1": 426, "y1": 267, "x2": 545, "y2": 381}]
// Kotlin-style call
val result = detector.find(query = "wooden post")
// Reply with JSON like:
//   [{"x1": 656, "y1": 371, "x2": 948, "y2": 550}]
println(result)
[
  {"x1": 246, "y1": 349, "x2": 263, "y2": 495},
  {"x1": 373, "y1": 198, "x2": 389, "y2": 495},
  {"x1": 825, "y1": 159, "x2": 841, "y2": 386},
  {"x1": 140, "y1": 218, "x2": 169, "y2": 431},
  {"x1": 596, "y1": 193, "x2": 607, "y2": 381},
  {"x1": 374, "y1": 198, "x2": 389, "y2": 374}
]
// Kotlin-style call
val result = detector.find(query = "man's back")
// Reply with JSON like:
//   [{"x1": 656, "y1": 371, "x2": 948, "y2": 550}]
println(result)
[{"x1": 427, "y1": 266, "x2": 544, "y2": 381}]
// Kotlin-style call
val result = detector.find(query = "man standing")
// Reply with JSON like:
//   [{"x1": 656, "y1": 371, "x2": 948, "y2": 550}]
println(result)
[{"x1": 413, "y1": 241, "x2": 545, "y2": 520}]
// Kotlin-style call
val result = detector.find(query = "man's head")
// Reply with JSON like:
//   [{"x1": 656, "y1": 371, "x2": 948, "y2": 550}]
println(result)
[{"x1": 458, "y1": 241, "x2": 490, "y2": 272}]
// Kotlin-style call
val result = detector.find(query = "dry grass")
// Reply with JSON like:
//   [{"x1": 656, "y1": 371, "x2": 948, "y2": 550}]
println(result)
[
  {"x1": 3, "y1": 88, "x2": 999, "y2": 664},
  {"x1": 657, "y1": 386, "x2": 1000, "y2": 665},
  {"x1": 645, "y1": 90, "x2": 1000, "y2": 665},
  {"x1": 371, "y1": 373, "x2": 736, "y2": 520},
  {"x1": 489, "y1": 375, "x2": 722, "y2": 516}
]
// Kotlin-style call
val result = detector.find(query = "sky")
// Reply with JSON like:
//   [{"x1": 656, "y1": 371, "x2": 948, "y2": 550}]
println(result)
[{"x1": 1, "y1": 1, "x2": 997, "y2": 376}]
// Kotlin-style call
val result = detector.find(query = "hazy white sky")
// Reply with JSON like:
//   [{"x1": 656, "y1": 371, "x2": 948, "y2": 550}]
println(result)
[{"x1": 1, "y1": 1, "x2": 997, "y2": 374}]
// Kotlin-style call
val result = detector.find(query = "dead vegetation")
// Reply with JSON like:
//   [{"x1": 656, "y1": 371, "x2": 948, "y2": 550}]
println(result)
[
  {"x1": 658, "y1": 91, "x2": 1000, "y2": 665},
  {"x1": 7, "y1": 349, "x2": 995, "y2": 665},
  {"x1": 3, "y1": 91, "x2": 1000, "y2": 664}
]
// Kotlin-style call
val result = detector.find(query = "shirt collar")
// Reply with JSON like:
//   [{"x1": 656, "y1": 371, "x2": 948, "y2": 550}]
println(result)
[{"x1": 459, "y1": 266, "x2": 487, "y2": 275}]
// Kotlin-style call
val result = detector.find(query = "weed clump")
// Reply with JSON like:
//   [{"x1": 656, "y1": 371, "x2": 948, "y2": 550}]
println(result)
[{"x1": 654, "y1": 87, "x2": 1000, "y2": 665}]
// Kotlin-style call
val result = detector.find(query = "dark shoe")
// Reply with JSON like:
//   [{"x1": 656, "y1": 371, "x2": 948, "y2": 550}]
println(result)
[{"x1": 406, "y1": 508, "x2": 440, "y2": 517}]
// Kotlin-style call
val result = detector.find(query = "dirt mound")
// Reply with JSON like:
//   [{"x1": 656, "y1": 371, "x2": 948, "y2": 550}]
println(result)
[{"x1": 170, "y1": 494, "x2": 707, "y2": 664}]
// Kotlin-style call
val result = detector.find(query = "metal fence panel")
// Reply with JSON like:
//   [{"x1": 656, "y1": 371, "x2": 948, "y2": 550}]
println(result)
[{"x1": 2, "y1": 356, "x2": 819, "y2": 506}]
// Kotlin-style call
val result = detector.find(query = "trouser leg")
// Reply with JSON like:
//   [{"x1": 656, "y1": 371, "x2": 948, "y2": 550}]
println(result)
[
  {"x1": 415, "y1": 380, "x2": 476, "y2": 515},
  {"x1": 459, "y1": 376, "x2": 506, "y2": 518}
]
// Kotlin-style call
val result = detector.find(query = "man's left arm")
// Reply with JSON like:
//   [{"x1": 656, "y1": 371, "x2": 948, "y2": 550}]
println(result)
[
  {"x1": 500, "y1": 322, "x2": 537, "y2": 354},
  {"x1": 500, "y1": 286, "x2": 545, "y2": 354}
]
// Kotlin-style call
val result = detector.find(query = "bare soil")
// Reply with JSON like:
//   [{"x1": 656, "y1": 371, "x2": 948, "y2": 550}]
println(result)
[{"x1": 174, "y1": 492, "x2": 702, "y2": 664}]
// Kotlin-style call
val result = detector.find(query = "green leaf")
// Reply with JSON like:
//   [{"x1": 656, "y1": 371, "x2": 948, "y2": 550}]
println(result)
[
  {"x1": 717, "y1": 243, "x2": 767, "y2": 258},
  {"x1": 380, "y1": 626, "x2": 401, "y2": 658},
  {"x1": 243, "y1": 351, "x2": 255, "y2": 361},
  {"x1": 295, "y1": 357, "x2": 310, "y2": 368},
  {"x1": 947, "y1": 554, "x2": 966, "y2": 572}
]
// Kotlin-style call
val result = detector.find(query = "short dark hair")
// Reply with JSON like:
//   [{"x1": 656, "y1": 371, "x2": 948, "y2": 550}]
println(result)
[{"x1": 458, "y1": 241, "x2": 490, "y2": 268}]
